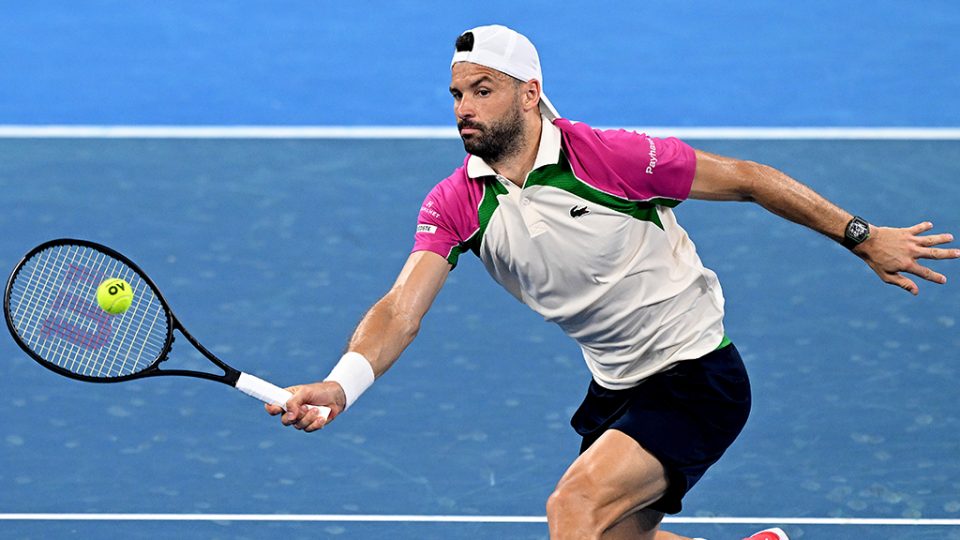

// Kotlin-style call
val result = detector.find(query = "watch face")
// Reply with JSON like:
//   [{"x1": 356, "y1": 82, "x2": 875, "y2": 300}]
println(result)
[{"x1": 848, "y1": 219, "x2": 870, "y2": 242}]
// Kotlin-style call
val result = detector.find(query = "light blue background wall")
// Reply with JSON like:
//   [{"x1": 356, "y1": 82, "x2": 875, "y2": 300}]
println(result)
[{"x1": 2, "y1": 1, "x2": 958, "y2": 126}]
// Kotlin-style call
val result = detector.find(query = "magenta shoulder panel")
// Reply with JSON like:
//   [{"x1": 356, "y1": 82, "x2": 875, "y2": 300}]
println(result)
[
  {"x1": 554, "y1": 119, "x2": 697, "y2": 202},
  {"x1": 411, "y1": 157, "x2": 484, "y2": 263}
]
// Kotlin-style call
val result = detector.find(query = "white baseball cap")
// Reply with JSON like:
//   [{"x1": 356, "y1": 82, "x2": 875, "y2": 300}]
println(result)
[{"x1": 451, "y1": 24, "x2": 560, "y2": 120}]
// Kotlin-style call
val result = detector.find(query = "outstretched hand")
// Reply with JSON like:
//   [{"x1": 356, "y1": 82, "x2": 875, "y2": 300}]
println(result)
[
  {"x1": 854, "y1": 222, "x2": 960, "y2": 295},
  {"x1": 265, "y1": 381, "x2": 347, "y2": 432}
]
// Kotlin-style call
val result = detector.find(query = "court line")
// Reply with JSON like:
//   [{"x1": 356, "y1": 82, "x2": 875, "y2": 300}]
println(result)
[
  {"x1": 0, "y1": 514, "x2": 958, "y2": 526},
  {"x1": 0, "y1": 125, "x2": 959, "y2": 140}
]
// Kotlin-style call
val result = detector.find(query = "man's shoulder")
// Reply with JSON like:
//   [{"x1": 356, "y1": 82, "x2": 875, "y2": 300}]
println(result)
[
  {"x1": 552, "y1": 117, "x2": 647, "y2": 173},
  {"x1": 424, "y1": 155, "x2": 486, "y2": 208},
  {"x1": 432, "y1": 155, "x2": 473, "y2": 191},
  {"x1": 551, "y1": 117, "x2": 696, "y2": 201},
  {"x1": 417, "y1": 155, "x2": 487, "y2": 240},
  {"x1": 552, "y1": 117, "x2": 593, "y2": 143},
  {"x1": 553, "y1": 117, "x2": 650, "y2": 153}
]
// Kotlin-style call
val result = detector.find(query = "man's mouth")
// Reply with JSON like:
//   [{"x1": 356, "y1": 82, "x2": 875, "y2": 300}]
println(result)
[{"x1": 458, "y1": 123, "x2": 482, "y2": 135}]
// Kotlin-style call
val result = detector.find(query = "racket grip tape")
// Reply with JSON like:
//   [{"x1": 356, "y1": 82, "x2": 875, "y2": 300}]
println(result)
[{"x1": 235, "y1": 372, "x2": 331, "y2": 420}]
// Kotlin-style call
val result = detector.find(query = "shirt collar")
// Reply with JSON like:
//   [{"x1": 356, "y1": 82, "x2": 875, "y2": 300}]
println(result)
[{"x1": 466, "y1": 115, "x2": 562, "y2": 179}]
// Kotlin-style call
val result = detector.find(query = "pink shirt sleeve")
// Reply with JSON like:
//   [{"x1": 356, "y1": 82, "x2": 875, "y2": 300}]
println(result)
[
  {"x1": 411, "y1": 166, "x2": 482, "y2": 267},
  {"x1": 556, "y1": 120, "x2": 697, "y2": 203}
]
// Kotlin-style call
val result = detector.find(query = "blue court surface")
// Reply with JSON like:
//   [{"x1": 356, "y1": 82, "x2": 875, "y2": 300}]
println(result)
[
  {"x1": 0, "y1": 139, "x2": 957, "y2": 540},
  {"x1": 1, "y1": 2, "x2": 959, "y2": 539}
]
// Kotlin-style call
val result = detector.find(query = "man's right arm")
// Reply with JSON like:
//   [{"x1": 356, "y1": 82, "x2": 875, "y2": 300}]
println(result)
[
  {"x1": 345, "y1": 249, "x2": 452, "y2": 378},
  {"x1": 265, "y1": 250, "x2": 451, "y2": 431}
]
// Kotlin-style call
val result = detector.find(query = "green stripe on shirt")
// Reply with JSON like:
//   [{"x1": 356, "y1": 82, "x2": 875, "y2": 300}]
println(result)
[{"x1": 523, "y1": 152, "x2": 682, "y2": 230}]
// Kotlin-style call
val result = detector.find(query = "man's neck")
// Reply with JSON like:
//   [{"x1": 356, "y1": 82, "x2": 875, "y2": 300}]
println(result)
[{"x1": 489, "y1": 115, "x2": 543, "y2": 187}]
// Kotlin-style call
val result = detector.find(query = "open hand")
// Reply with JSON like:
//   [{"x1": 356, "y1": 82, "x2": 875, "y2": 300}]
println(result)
[{"x1": 854, "y1": 222, "x2": 960, "y2": 295}]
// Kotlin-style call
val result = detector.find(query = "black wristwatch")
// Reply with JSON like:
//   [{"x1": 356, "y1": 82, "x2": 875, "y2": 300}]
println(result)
[{"x1": 842, "y1": 216, "x2": 871, "y2": 250}]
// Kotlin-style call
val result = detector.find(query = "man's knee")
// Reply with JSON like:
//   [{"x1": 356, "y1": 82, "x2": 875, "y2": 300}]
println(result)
[
  {"x1": 546, "y1": 467, "x2": 606, "y2": 536},
  {"x1": 546, "y1": 461, "x2": 631, "y2": 536},
  {"x1": 546, "y1": 433, "x2": 672, "y2": 538},
  {"x1": 547, "y1": 478, "x2": 665, "y2": 539}
]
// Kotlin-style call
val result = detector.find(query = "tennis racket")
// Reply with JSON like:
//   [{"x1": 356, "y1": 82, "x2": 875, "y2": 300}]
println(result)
[{"x1": 4, "y1": 238, "x2": 330, "y2": 420}]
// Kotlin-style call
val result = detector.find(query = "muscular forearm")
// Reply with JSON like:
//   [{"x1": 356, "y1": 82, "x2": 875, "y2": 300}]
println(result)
[
  {"x1": 347, "y1": 293, "x2": 421, "y2": 378},
  {"x1": 322, "y1": 251, "x2": 448, "y2": 411},
  {"x1": 691, "y1": 150, "x2": 855, "y2": 243},
  {"x1": 691, "y1": 149, "x2": 958, "y2": 295},
  {"x1": 315, "y1": 294, "x2": 421, "y2": 414},
  {"x1": 269, "y1": 252, "x2": 447, "y2": 425},
  {"x1": 741, "y1": 160, "x2": 852, "y2": 243}
]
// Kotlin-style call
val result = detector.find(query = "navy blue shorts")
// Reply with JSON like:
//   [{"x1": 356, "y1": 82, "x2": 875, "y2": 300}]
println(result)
[{"x1": 570, "y1": 343, "x2": 751, "y2": 515}]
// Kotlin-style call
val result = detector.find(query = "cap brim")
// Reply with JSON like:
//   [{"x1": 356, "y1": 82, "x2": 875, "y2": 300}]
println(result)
[{"x1": 539, "y1": 93, "x2": 559, "y2": 120}]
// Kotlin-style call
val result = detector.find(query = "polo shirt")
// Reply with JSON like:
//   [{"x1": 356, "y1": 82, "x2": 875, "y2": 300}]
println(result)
[{"x1": 412, "y1": 117, "x2": 726, "y2": 389}]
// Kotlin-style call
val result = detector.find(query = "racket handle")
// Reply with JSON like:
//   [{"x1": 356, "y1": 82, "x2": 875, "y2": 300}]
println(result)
[{"x1": 235, "y1": 373, "x2": 331, "y2": 420}]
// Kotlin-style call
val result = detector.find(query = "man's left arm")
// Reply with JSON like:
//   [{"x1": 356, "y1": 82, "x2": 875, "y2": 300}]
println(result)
[{"x1": 688, "y1": 149, "x2": 960, "y2": 295}]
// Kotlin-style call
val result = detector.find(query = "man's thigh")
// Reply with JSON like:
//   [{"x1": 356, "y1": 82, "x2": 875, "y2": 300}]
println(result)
[{"x1": 554, "y1": 428, "x2": 670, "y2": 532}]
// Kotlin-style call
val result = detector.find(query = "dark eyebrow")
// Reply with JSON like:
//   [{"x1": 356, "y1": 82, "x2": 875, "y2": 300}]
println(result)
[{"x1": 450, "y1": 75, "x2": 497, "y2": 94}]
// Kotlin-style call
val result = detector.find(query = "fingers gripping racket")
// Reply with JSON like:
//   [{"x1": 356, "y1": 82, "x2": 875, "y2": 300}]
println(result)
[{"x1": 4, "y1": 238, "x2": 329, "y2": 420}]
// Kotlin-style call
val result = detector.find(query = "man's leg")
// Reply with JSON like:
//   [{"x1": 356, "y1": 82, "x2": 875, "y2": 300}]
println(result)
[
  {"x1": 546, "y1": 428, "x2": 693, "y2": 540},
  {"x1": 603, "y1": 508, "x2": 693, "y2": 540}
]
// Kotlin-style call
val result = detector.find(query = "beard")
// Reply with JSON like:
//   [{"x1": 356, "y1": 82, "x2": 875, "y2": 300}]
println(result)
[{"x1": 458, "y1": 99, "x2": 525, "y2": 164}]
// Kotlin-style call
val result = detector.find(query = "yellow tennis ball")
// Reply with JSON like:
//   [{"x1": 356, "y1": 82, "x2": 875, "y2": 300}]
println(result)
[{"x1": 96, "y1": 278, "x2": 134, "y2": 315}]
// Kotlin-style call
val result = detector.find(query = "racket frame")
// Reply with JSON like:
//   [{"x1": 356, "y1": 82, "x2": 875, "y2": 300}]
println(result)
[{"x1": 4, "y1": 238, "x2": 242, "y2": 387}]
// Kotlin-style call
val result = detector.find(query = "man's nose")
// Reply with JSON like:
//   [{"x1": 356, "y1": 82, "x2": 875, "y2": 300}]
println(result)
[{"x1": 456, "y1": 96, "x2": 475, "y2": 119}]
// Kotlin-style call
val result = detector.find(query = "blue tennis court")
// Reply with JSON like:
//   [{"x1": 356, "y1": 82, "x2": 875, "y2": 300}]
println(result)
[
  {"x1": 0, "y1": 138, "x2": 957, "y2": 539},
  {"x1": 1, "y1": 2, "x2": 958, "y2": 539}
]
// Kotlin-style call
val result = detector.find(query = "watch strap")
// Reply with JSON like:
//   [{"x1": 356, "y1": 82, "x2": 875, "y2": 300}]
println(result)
[{"x1": 842, "y1": 216, "x2": 871, "y2": 249}]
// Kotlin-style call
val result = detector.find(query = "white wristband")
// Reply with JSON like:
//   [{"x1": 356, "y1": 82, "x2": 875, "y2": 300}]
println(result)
[{"x1": 324, "y1": 352, "x2": 375, "y2": 410}]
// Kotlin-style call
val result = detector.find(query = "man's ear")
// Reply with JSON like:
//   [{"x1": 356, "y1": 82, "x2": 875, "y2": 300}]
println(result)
[{"x1": 523, "y1": 79, "x2": 543, "y2": 114}]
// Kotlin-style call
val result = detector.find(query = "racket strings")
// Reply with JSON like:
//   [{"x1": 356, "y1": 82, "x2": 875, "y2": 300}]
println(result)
[
  {"x1": 7, "y1": 244, "x2": 170, "y2": 378},
  {"x1": 39, "y1": 248, "x2": 113, "y2": 374}
]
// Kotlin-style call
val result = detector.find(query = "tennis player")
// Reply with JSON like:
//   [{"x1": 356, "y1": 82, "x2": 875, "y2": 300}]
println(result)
[{"x1": 266, "y1": 25, "x2": 958, "y2": 540}]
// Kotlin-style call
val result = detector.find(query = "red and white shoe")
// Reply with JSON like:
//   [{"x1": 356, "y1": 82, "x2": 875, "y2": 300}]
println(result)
[{"x1": 743, "y1": 527, "x2": 789, "y2": 540}]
